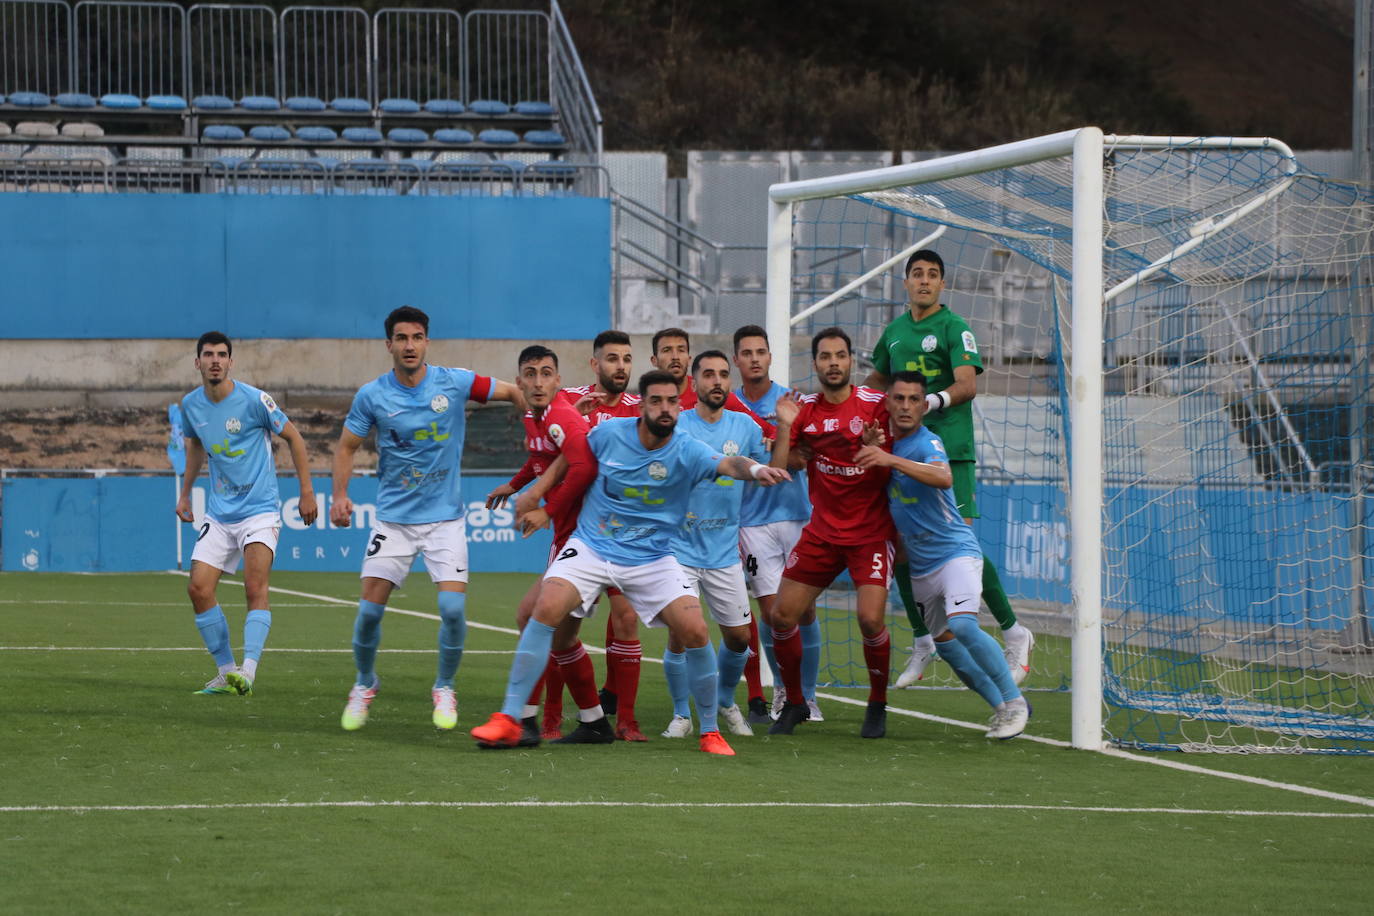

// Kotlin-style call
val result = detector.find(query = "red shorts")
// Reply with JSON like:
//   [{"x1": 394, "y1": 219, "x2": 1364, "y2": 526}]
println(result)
[{"x1": 782, "y1": 526, "x2": 894, "y2": 590}]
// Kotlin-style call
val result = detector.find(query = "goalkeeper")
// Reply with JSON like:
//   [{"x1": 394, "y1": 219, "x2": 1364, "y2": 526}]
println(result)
[{"x1": 864, "y1": 249, "x2": 1034, "y2": 687}]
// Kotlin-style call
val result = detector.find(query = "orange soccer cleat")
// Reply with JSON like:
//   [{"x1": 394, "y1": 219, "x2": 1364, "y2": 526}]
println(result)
[
  {"x1": 698, "y1": 730, "x2": 736, "y2": 756},
  {"x1": 471, "y1": 712, "x2": 523, "y2": 749}
]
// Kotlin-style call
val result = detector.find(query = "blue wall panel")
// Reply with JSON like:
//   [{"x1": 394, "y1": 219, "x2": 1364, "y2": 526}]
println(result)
[{"x1": 0, "y1": 195, "x2": 609, "y2": 339}]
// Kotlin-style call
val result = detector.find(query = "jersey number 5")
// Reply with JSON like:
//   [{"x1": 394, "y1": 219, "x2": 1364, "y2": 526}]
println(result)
[{"x1": 367, "y1": 533, "x2": 388, "y2": 557}]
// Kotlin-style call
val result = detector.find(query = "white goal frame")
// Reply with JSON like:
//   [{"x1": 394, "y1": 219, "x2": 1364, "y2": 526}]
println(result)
[{"x1": 764, "y1": 127, "x2": 1301, "y2": 751}]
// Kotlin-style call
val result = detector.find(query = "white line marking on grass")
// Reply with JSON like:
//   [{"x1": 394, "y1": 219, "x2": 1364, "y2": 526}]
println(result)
[
  {"x1": 818, "y1": 692, "x2": 1374, "y2": 810},
  {"x1": 2, "y1": 800, "x2": 1370, "y2": 818},
  {"x1": 0, "y1": 646, "x2": 512, "y2": 654},
  {"x1": 0, "y1": 601, "x2": 327, "y2": 608}
]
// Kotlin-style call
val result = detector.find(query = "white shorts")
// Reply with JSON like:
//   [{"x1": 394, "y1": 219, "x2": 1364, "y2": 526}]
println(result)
[
  {"x1": 544, "y1": 537, "x2": 695, "y2": 629},
  {"x1": 739, "y1": 519, "x2": 805, "y2": 598},
  {"x1": 191, "y1": 512, "x2": 281, "y2": 574},
  {"x1": 909, "y1": 554, "x2": 983, "y2": 638},
  {"x1": 683, "y1": 563, "x2": 752, "y2": 628},
  {"x1": 360, "y1": 517, "x2": 470, "y2": 587}
]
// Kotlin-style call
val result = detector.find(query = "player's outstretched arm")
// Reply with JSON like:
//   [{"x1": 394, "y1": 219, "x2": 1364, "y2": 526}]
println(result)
[
  {"x1": 330, "y1": 428, "x2": 365, "y2": 527},
  {"x1": 514, "y1": 453, "x2": 568, "y2": 517},
  {"x1": 854, "y1": 445, "x2": 953, "y2": 489},
  {"x1": 175, "y1": 437, "x2": 206, "y2": 522},
  {"x1": 718, "y1": 456, "x2": 790, "y2": 487},
  {"x1": 486, "y1": 378, "x2": 528, "y2": 413},
  {"x1": 278, "y1": 421, "x2": 318, "y2": 525}
]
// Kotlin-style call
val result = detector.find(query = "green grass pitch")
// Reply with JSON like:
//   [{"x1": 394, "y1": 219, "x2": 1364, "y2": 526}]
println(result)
[{"x1": 2, "y1": 571, "x2": 1371, "y2": 914}]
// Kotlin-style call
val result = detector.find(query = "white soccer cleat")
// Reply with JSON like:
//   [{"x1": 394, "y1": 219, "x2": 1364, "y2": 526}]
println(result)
[
  {"x1": 1003, "y1": 624, "x2": 1035, "y2": 686},
  {"x1": 986, "y1": 697, "x2": 1030, "y2": 740},
  {"x1": 895, "y1": 634, "x2": 937, "y2": 688},
  {"x1": 806, "y1": 698, "x2": 824, "y2": 723},
  {"x1": 717, "y1": 704, "x2": 754, "y2": 737},
  {"x1": 660, "y1": 715, "x2": 694, "y2": 738},
  {"x1": 769, "y1": 687, "x2": 787, "y2": 721},
  {"x1": 431, "y1": 686, "x2": 458, "y2": 730},
  {"x1": 341, "y1": 678, "x2": 379, "y2": 731}
]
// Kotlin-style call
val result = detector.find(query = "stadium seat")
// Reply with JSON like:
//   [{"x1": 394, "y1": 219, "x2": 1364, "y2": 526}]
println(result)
[
  {"x1": 424, "y1": 99, "x2": 464, "y2": 115},
  {"x1": 9, "y1": 91, "x2": 51, "y2": 107},
  {"x1": 330, "y1": 97, "x2": 371, "y2": 113},
  {"x1": 249, "y1": 125, "x2": 291, "y2": 141},
  {"x1": 296, "y1": 125, "x2": 338, "y2": 143},
  {"x1": 210, "y1": 155, "x2": 247, "y2": 169},
  {"x1": 309, "y1": 156, "x2": 340, "y2": 170},
  {"x1": 469, "y1": 99, "x2": 511, "y2": 116},
  {"x1": 193, "y1": 95, "x2": 235, "y2": 110},
  {"x1": 401, "y1": 157, "x2": 435, "y2": 171},
  {"x1": 433, "y1": 128, "x2": 475, "y2": 144},
  {"x1": 341, "y1": 126, "x2": 382, "y2": 143},
  {"x1": 477, "y1": 128, "x2": 519, "y2": 145},
  {"x1": 203, "y1": 124, "x2": 246, "y2": 141},
  {"x1": 285, "y1": 96, "x2": 327, "y2": 112},
  {"x1": 240, "y1": 95, "x2": 280, "y2": 111},
  {"x1": 60, "y1": 122, "x2": 104, "y2": 138},
  {"x1": 15, "y1": 121, "x2": 59, "y2": 138},
  {"x1": 0, "y1": 123, "x2": 10, "y2": 137},
  {"x1": 514, "y1": 101, "x2": 555, "y2": 117},
  {"x1": 55, "y1": 93, "x2": 96, "y2": 109},
  {"x1": 146, "y1": 95, "x2": 187, "y2": 111},
  {"x1": 523, "y1": 129, "x2": 565, "y2": 146},
  {"x1": 380, "y1": 98, "x2": 421, "y2": 114},
  {"x1": 387, "y1": 127, "x2": 428, "y2": 143},
  {"x1": 99, "y1": 93, "x2": 142, "y2": 110}
]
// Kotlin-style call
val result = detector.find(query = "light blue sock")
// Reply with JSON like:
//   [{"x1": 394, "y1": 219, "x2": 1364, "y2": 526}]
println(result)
[
  {"x1": 759, "y1": 623, "x2": 781, "y2": 682},
  {"x1": 948, "y1": 614, "x2": 1021, "y2": 703},
  {"x1": 715, "y1": 643, "x2": 750, "y2": 710},
  {"x1": 800, "y1": 618, "x2": 822, "y2": 702},
  {"x1": 243, "y1": 609, "x2": 271, "y2": 663},
  {"x1": 501, "y1": 620, "x2": 555, "y2": 718},
  {"x1": 352, "y1": 599, "x2": 385, "y2": 688},
  {"x1": 663, "y1": 648, "x2": 692, "y2": 718},
  {"x1": 685, "y1": 645, "x2": 720, "y2": 733},
  {"x1": 934, "y1": 635, "x2": 1003, "y2": 709},
  {"x1": 434, "y1": 591, "x2": 467, "y2": 689},
  {"x1": 195, "y1": 605, "x2": 235, "y2": 668}
]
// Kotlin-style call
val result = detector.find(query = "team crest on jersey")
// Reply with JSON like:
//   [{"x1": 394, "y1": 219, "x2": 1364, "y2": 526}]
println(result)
[
  {"x1": 921, "y1": 334, "x2": 938, "y2": 352},
  {"x1": 431, "y1": 394, "x2": 449, "y2": 413},
  {"x1": 848, "y1": 416, "x2": 864, "y2": 436},
  {"x1": 648, "y1": 461, "x2": 668, "y2": 481},
  {"x1": 548, "y1": 423, "x2": 565, "y2": 447},
  {"x1": 225, "y1": 417, "x2": 241, "y2": 433},
  {"x1": 722, "y1": 440, "x2": 740, "y2": 456},
  {"x1": 962, "y1": 330, "x2": 978, "y2": 354}
]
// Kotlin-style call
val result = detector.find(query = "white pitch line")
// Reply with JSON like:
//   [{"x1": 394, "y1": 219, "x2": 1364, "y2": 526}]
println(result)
[
  {"x1": 1, "y1": 799, "x2": 1370, "y2": 818},
  {"x1": 0, "y1": 646, "x2": 513, "y2": 654},
  {"x1": 0, "y1": 600, "x2": 328, "y2": 608}
]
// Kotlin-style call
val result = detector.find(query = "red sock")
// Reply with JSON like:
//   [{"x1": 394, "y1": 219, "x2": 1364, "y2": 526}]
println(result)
[
  {"x1": 772, "y1": 625, "x2": 804, "y2": 704},
  {"x1": 744, "y1": 617, "x2": 764, "y2": 702},
  {"x1": 529, "y1": 670, "x2": 546, "y2": 708},
  {"x1": 607, "y1": 640, "x2": 642, "y2": 723},
  {"x1": 554, "y1": 641, "x2": 601, "y2": 712},
  {"x1": 542, "y1": 655, "x2": 564, "y2": 723},
  {"x1": 863, "y1": 628, "x2": 891, "y2": 704},
  {"x1": 601, "y1": 614, "x2": 618, "y2": 695}
]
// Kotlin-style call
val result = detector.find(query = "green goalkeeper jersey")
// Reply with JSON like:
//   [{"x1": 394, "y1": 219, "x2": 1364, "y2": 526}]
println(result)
[{"x1": 871, "y1": 305, "x2": 983, "y2": 460}]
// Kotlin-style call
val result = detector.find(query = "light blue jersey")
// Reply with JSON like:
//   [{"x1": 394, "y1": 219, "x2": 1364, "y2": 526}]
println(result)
[
  {"x1": 345, "y1": 366, "x2": 491, "y2": 524},
  {"x1": 734, "y1": 382, "x2": 811, "y2": 527},
  {"x1": 574, "y1": 417, "x2": 724, "y2": 565},
  {"x1": 180, "y1": 381, "x2": 288, "y2": 523},
  {"x1": 674, "y1": 408, "x2": 768, "y2": 569},
  {"x1": 888, "y1": 427, "x2": 981, "y2": 576}
]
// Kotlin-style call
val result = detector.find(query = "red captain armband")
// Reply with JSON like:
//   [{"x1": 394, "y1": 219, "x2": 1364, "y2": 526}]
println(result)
[{"x1": 471, "y1": 375, "x2": 494, "y2": 403}]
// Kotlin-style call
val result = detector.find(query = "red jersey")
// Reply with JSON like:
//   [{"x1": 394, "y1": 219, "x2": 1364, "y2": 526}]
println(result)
[
  {"x1": 560, "y1": 384, "x2": 642, "y2": 427},
  {"x1": 680, "y1": 380, "x2": 776, "y2": 439},
  {"x1": 507, "y1": 397, "x2": 593, "y2": 545},
  {"x1": 790, "y1": 385, "x2": 894, "y2": 545}
]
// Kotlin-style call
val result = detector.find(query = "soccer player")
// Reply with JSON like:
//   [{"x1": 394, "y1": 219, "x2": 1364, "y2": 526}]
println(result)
[
  {"x1": 331, "y1": 305, "x2": 524, "y2": 732},
  {"x1": 768, "y1": 327, "x2": 895, "y2": 739},
  {"x1": 732, "y1": 324, "x2": 820, "y2": 726},
  {"x1": 175, "y1": 330, "x2": 318, "y2": 696},
  {"x1": 485, "y1": 345, "x2": 600, "y2": 743},
  {"x1": 855, "y1": 372, "x2": 1030, "y2": 739},
  {"x1": 661, "y1": 350, "x2": 781, "y2": 739},
  {"x1": 864, "y1": 249, "x2": 1035, "y2": 687},
  {"x1": 471, "y1": 370, "x2": 791, "y2": 756},
  {"x1": 650, "y1": 327, "x2": 773, "y2": 433}
]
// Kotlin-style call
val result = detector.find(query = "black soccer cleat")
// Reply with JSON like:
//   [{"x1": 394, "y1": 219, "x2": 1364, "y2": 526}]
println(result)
[
  {"x1": 768, "y1": 702, "x2": 811, "y2": 735},
  {"x1": 519, "y1": 715, "x2": 542, "y2": 748},
  {"x1": 860, "y1": 701, "x2": 887, "y2": 739},
  {"x1": 598, "y1": 688, "x2": 618, "y2": 717},
  {"x1": 746, "y1": 696, "x2": 772, "y2": 726},
  {"x1": 553, "y1": 716, "x2": 616, "y2": 744}
]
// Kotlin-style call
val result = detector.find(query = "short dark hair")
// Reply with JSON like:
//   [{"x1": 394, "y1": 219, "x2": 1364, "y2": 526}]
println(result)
[
  {"x1": 811, "y1": 326, "x2": 852, "y2": 359},
  {"x1": 638, "y1": 369, "x2": 678, "y2": 396},
  {"x1": 196, "y1": 330, "x2": 231, "y2": 357},
  {"x1": 593, "y1": 329, "x2": 630, "y2": 352},
  {"x1": 652, "y1": 327, "x2": 689, "y2": 354},
  {"x1": 691, "y1": 349, "x2": 729, "y2": 375},
  {"x1": 518, "y1": 344, "x2": 559, "y2": 369},
  {"x1": 385, "y1": 305, "x2": 429, "y2": 338},
  {"x1": 904, "y1": 249, "x2": 945, "y2": 277},
  {"x1": 889, "y1": 370, "x2": 927, "y2": 390},
  {"x1": 732, "y1": 324, "x2": 768, "y2": 352}
]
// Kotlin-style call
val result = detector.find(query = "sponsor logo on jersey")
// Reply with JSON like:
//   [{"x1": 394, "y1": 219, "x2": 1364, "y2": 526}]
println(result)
[
  {"x1": 260, "y1": 391, "x2": 278, "y2": 412},
  {"x1": 648, "y1": 461, "x2": 668, "y2": 481},
  {"x1": 848, "y1": 416, "x2": 864, "y2": 436},
  {"x1": 548, "y1": 423, "x2": 565, "y2": 446},
  {"x1": 804, "y1": 423, "x2": 818, "y2": 433},
  {"x1": 431, "y1": 394, "x2": 449, "y2": 413},
  {"x1": 962, "y1": 330, "x2": 978, "y2": 354},
  {"x1": 922, "y1": 334, "x2": 938, "y2": 352},
  {"x1": 722, "y1": 439, "x2": 740, "y2": 456},
  {"x1": 815, "y1": 458, "x2": 865, "y2": 477},
  {"x1": 225, "y1": 417, "x2": 241, "y2": 433}
]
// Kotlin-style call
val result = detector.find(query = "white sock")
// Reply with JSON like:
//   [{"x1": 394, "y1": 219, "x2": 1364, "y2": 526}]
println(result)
[
  {"x1": 241, "y1": 658, "x2": 258, "y2": 681},
  {"x1": 914, "y1": 634, "x2": 936, "y2": 653},
  {"x1": 217, "y1": 661, "x2": 237, "y2": 676},
  {"x1": 577, "y1": 705, "x2": 605, "y2": 723}
]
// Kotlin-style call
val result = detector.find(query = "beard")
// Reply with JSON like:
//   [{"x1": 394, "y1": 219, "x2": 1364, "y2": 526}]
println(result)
[
  {"x1": 643, "y1": 412, "x2": 676, "y2": 439},
  {"x1": 598, "y1": 371, "x2": 627, "y2": 396},
  {"x1": 700, "y1": 388, "x2": 728, "y2": 410}
]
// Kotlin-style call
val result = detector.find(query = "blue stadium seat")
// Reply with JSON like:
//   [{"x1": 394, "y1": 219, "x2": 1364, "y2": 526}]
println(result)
[
  {"x1": 523, "y1": 129, "x2": 565, "y2": 146},
  {"x1": 341, "y1": 126, "x2": 382, "y2": 143},
  {"x1": 248, "y1": 125, "x2": 291, "y2": 141},
  {"x1": 10, "y1": 91, "x2": 51, "y2": 107},
  {"x1": 285, "y1": 96, "x2": 327, "y2": 112},
  {"x1": 477, "y1": 128, "x2": 519, "y2": 145},
  {"x1": 99, "y1": 93, "x2": 142, "y2": 110},
  {"x1": 387, "y1": 127, "x2": 428, "y2": 143},
  {"x1": 433, "y1": 128, "x2": 475, "y2": 144},
  {"x1": 379, "y1": 98, "x2": 421, "y2": 114},
  {"x1": 469, "y1": 99, "x2": 511, "y2": 116},
  {"x1": 211, "y1": 155, "x2": 247, "y2": 169},
  {"x1": 203, "y1": 124, "x2": 246, "y2": 141},
  {"x1": 514, "y1": 101, "x2": 554, "y2": 117},
  {"x1": 240, "y1": 96, "x2": 280, "y2": 111},
  {"x1": 56, "y1": 93, "x2": 96, "y2": 109},
  {"x1": 296, "y1": 126, "x2": 338, "y2": 143},
  {"x1": 146, "y1": 95, "x2": 187, "y2": 111},
  {"x1": 401, "y1": 157, "x2": 435, "y2": 171},
  {"x1": 424, "y1": 99, "x2": 464, "y2": 115},
  {"x1": 330, "y1": 97, "x2": 371, "y2": 113},
  {"x1": 193, "y1": 95, "x2": 234, "y2": 110},
  {"x1": 309, "y1": 156, "x2": 340, "y2": 170}
]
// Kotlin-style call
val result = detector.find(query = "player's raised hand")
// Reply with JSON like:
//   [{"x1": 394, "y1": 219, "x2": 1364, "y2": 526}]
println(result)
[
  {"x1": 774, "y1": 392, "x2": 801, "y2": 426},
  {"x1": 518, "y1": 507, "x2": 551, "y2": 537},
  {"x1": 298, "y1": 491, "x2": 319, "y2": 526},
  {"x1": 175, "y1": 494, "x2": 194, "y2": 523},
  {"x1": 330, "y1": 496, "x2": 354, "y2": 528},
  {"x1": 853, "y1": 444, "x2": 892, "y2": 469},
  {"x1": 573, "y1": 394, "x2": 598, "y2": 416},
  {"x1": 485, "y1": 482, "x2": 516, "y2": 510},
  {"x1": 862, "y1": 420, "x2": 886, "y2": 447}
]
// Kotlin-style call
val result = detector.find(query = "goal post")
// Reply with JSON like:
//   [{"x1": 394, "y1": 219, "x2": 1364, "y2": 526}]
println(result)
[{"x1": 765, "y1": 127, "x2": 1374, "y2": 755}]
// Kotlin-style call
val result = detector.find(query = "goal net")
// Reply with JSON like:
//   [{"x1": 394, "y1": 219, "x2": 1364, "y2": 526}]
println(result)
[{"x1": 766, "y1": 129, "x2": 1374, "y2": 754}]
